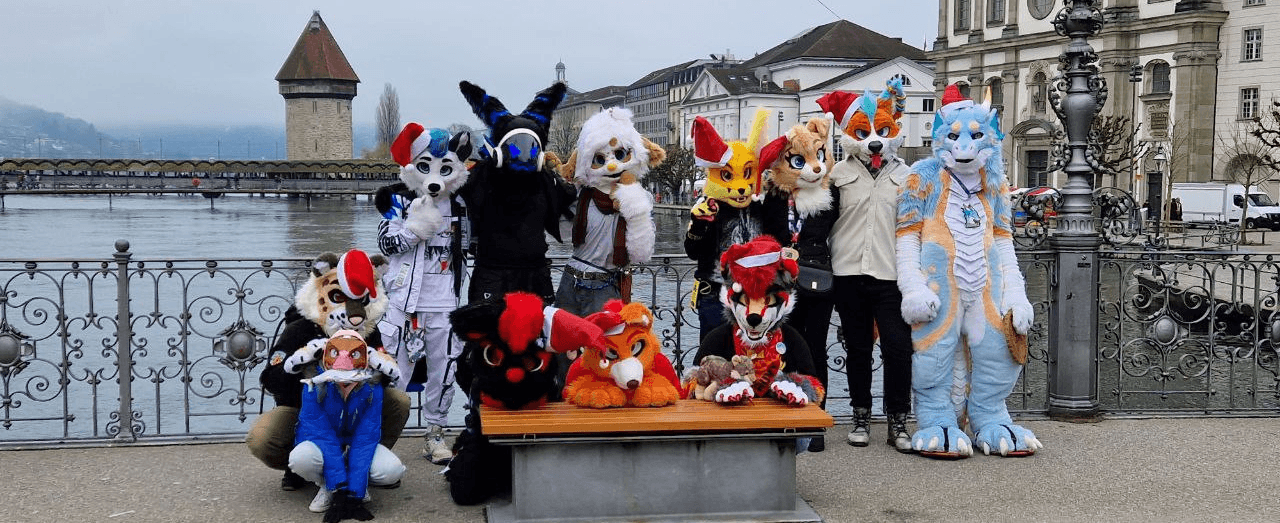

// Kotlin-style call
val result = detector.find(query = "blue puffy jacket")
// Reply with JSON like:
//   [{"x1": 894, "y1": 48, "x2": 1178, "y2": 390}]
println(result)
[{"x1": 294, "y1": 375, "x2": 383, "y2": 498}]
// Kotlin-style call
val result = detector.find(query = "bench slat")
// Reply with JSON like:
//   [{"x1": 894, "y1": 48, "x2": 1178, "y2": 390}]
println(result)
[{"x1": 480, "y1": 400, "x2": 834, "y2": 437}]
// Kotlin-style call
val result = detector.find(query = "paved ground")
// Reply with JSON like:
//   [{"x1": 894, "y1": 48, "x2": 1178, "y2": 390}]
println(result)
[{"x1": 2, "y1": 417, "x2": 1279, "y2": 522}]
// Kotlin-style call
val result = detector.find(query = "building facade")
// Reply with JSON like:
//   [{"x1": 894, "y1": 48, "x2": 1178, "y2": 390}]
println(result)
[
  {"x1": 547, "y1": 85, "x2": 626, "y2": 157},
  {"x1": 276, "y1": 11, "x2": 358, "y2": 161}
]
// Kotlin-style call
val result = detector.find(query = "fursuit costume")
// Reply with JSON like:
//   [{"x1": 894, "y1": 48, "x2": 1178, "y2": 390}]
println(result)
[
  {"x1": 896, "y1": 84, "x2": 1040, "y2": 458},
  {"x1": 248, "y1": 251, "x2": 411, "y2": 490},
  {"x1": 688, "y1": 236, "x2": 825, "y2": 407},
  {"x1": 455, "y1": 81, "x2": 576, "y2": 304},
  {"x1": 289, "y1": 330, "x2": 405, "y2": 521},
  {"x1": 555, "y1": 107, "x2": 662, "y2": 315},
  {"x1": 376, "y1": 123, "x2": 472, "y2": 464},
  {"x1": 562, "y1": 299, "x2": 681, "y2": 408},
  {"x1": 811, "y1": 78, "x2": 916, "y2": 450},
  {"x1": 444, "y1": 292, "x2": 606, "y2": 505},
  {"x1": 684, "y1": 110, "x2": 789, "y2": 342}
]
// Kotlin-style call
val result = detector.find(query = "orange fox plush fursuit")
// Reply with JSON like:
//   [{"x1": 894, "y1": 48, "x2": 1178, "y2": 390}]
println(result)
[{"x1": 563, "y1": 300, "x2": 681, "y2": 408}]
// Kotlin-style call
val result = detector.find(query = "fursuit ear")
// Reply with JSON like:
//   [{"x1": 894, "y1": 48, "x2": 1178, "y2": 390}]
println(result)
[
  {"x1": 806, "y1": 116, "x2": 831, "y2": 139},
  {"x1": 449, "y1": 298, "x2": 506, "y2": 342},
  {"x1": 642, "y1": 138, "x2": 666, "y2": 169},
  {"x1": 449, "y1": 131, "x2": 473, "y2": 161},
  {"x1": 312, "y1": 252, "x2": 339, "y2": 277},
  {"x1": 459, "y1": 81, "x2": 512, "y2": 129},
  {"x1": 521, "y1": 82, "x2": 568, "y2": 125},
  {"x1": 368, "y1": 254, "x2": 389, "y2": 279}
]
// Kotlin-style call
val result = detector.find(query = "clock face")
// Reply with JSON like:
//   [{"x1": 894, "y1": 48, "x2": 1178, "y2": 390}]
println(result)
[{"x1": 1028, "y1": 0, "x2": 1055, "y2": 20}]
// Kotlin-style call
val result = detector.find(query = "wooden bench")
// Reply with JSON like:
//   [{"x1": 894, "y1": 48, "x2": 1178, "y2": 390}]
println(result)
[{"x1": 481, "y1": 400, "x2": 834, "y2": 523}]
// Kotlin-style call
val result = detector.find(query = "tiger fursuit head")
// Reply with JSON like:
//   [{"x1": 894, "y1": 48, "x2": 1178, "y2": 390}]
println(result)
[
  {"x1": 817, "y1": 76, "x2": 906, "y2": 173},
  {"x1": 295, "y1": 250, "x2": 389, "y2": 339},
  {"x1": 758, "y1": 115, "x2": 835, "y2": 219},
  {"x1": 714, "y1": 236, "x2": 825, "y2": 406},
  {"x1": 895, "y1": 83, "x2": 1039, "y2": 459},
  {"x1": 562, "y1": 300, "x2": 681, "y2": 408}
]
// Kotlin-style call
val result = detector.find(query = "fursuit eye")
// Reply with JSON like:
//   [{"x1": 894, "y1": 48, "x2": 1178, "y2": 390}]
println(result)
[
  {"x1": 971, "y1": 132, "x2": 985, "y2": 140},
  {"x1": 765, "y1": 294, "x2": 779, "y2": 307},
  {"x1": 329, "y1": 349, "x2": 339, "y2": 358},
  {"x1": 415, "y1": 161, "x2": 431, "y2": 174},
  {"x1": 440, "y1": 165, "x2": 453, "y2": 176},
  {"x1": 482, "y1": 346, "x2": 504, "y2": 367},
  {"x1": 630, "y1": 340, "x2": 645, "y2": 357},
  {"x1": 947, "y1": 132, "x2": 960, "y2": 141},
  {"x1": 592, "y1": 153, "x2": 607, "y2": 168},
  {"x1": 605, "y1": 348, "x2": 619, "y2": 360},
  {"x1": 817, "y1": 149, "x2": 826, "y2": 162},
  {"x1": 877, "y1": 127, "x2": 892, "y2": 137},
  {"x1": 524, "y1": 355, "x2": 545, "y2": 372},
  {"x1": 854, "y1": 129, "x2": 870, "y2": 140},
  {"x1": 787, "y1": 155, "x2": 805, "y2": 169},
  {"x1": 327, "y1": 289, "x2": 348, "y2": 304},
  {"x1": 614, "y1": 148, "x2": 632, "y2": 162},
  {"x1": 720, "y1": 171, "x2": 732, "y2": 182},
  {"x1": 351, "y1": 351, "x2": 362, "y2": 359}
]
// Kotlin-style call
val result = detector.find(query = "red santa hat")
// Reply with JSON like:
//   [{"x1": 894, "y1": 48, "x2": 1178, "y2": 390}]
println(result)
[
  {"x1": 496, "y1": 292, "x2": 606, "y2": 355},
  {"x1": 691, "y1": 116, "x2": 733, "y2": 168},
  {"x1": 390, "y1": 122, "x2": 430, "y2": 167},
  {"x1": 816, "y1": 90, "x2": 860, "y2": 129},
  {"x1": 757, "y1": 135, "x2": 789, "y2": 171},
  {"x1": 719, "y1": 236, "x2": 798, "y2": 298},
  {"x1": 336, "y1": 249, "x2": 378, "y2": 299},
  {"x1": 941, "y1": 83, "x2": 967, "y2": 107},
  {"x1": 585, "y1": 300, "x2": 628, "y2": 337}
]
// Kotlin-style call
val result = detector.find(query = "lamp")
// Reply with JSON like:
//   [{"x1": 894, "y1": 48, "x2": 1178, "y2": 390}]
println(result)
[{"x1": 1152, "y1": 146, "x2": 1167, "y2": 174}]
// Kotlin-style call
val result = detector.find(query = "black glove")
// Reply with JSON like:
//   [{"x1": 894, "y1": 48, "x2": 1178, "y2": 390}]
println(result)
[{"x1": 323, "y1": 488, "x2": 374, "y2": 523}]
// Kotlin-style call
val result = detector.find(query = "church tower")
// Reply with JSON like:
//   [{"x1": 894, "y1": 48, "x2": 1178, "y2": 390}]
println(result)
[{"x1": 276, "y1": 11, "x2": 359, "y2": 160}]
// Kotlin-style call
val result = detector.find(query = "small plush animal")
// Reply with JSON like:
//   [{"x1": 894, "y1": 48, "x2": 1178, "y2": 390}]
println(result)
[
  {"x1": 562, "y1": 300, "x2": 681, "y2": 408},
  {"x1": 685, "y1": 354, "x2": 755, "y2": 402}
]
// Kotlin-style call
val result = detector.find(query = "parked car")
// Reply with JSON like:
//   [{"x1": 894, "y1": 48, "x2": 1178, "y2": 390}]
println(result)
[{"x1": 1170, "y1": 182, "x2": 1280, "y2": 230}]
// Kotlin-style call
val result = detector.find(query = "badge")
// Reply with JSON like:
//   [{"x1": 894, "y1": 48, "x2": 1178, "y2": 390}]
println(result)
[
  {"x1": 776, "y1": 342, "x2": 787, "y2": 354},
  {"x1": 269, "y1": 351, "x2": 286, "y2": 366},
  {"x1": 962, "y1": 204, "x2": 983, "y2": 228}
]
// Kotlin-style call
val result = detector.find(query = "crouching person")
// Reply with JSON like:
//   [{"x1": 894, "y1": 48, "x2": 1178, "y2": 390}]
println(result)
[{"x1": 289, "y1": 330, "x2": 406, "y2": 521}]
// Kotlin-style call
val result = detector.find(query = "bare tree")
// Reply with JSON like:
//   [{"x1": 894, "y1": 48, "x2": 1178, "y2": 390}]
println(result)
[
  {"x1": 647, "y1": 145, "x2": 700, "y2": 204},
  {"x1": 546, "y1": 119, "x2": 578, "y2": 161},
  {"x1": 1089, "y1": 114, "x2": 1149, "y2": 191},
  {"x1": 371, "y1": 83, "x2": 400, "y2": 160},
  {"x1": 1250, "y1": 98, "x2": 1280, "y2": 172},
  {"x1": 1219, "y1": 104, "x2": 1280, "y2": 245}
]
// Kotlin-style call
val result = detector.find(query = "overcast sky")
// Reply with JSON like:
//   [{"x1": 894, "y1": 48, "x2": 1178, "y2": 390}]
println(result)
[{"x1": 1, "y1": 0, "x2": 939, "y2": 130}]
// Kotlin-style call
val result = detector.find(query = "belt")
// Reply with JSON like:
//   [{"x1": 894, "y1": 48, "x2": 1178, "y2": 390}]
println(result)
[{"x1": 565, "y1": 265, "x2": 615, "y2": 282}]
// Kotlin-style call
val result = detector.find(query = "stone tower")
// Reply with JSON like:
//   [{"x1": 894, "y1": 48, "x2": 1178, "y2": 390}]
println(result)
[{"x1": 276, "y1": 11, "x2": 359, "y2": 160}]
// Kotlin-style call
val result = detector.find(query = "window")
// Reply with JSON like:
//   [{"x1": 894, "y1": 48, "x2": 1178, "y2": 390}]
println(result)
[
  {"x1": 1151, "y1": 62, "x2": 1170, "y2": 94},
  {"x1": 1031, "y1": 72, "x2": 1047, "y2": 114},
  {"x1": 1243, "y1": 28, "x2": 1263, "y2": 61},
  {"x1": 1026, "y1": 150, "x2": 1049, "y2": 187},
  {"x1": 955, "y1": 0, "x2": 971, "y2": 31},
  {"x1": 989, "y1": 78, "x2": 1004, "y2": 107},
  {"x1": 922, "y1": 138, "x2": 933, "y2": 148},
  {"x1": 988, "y1": 0, "x2": 1005, "y2": 22},
  {"x1": 891, "y1": 73, "x2": 912, "y2": 87},
  {"x1": 923, "y1": 98, "x2": 936, "y2": 112},
  {"x1": 1245, "y1": 0, "x2": 1265, "y2": 6},
  {"x1": 958, "y1": 83, "x2": 971, "y2": 99},
  {"x1": 1241, "y1": 87, "x2": 1260, "y2": 120}
]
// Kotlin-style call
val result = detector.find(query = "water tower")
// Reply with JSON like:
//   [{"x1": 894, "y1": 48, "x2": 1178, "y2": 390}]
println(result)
[{"x1": 276, "y1": 11, "x2": 359, "y2": 160}]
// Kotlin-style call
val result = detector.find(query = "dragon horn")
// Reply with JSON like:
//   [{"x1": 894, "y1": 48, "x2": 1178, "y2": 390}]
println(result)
[
  {"x1": 521, "y1": 82, "x2": 568, "y2": 127},
  {"x1": 459, "y1": 81, "x2": 511, "y2": 129}
]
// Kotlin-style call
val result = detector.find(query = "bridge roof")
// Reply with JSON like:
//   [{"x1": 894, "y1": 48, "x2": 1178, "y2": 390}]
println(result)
[
  {"x1": 0, "y1": 158, "x2": 397, "y2": 174},
  {"x1": 275, "y1": 11, "x2": 359, "y2": 83}
]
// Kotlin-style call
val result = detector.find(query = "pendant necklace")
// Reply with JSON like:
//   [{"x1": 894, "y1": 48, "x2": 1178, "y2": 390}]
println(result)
[{"x1": 948, "y1": 169, "x2": 983, "y2": 229}]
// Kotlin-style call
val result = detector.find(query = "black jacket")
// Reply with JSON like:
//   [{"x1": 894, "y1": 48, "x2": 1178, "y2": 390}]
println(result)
[
  {"x1": 456, "y1": 159, "x2": 576, "y2": 270},
  {"x1": 683, "y1": 195, "x2": 789, "y2": 281}
]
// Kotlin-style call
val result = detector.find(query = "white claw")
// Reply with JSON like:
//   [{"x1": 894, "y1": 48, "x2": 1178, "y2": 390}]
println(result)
[
  {"x1": 927, "y1": 436, "x2": 940, "y2": 451},
  {"x1": 1027, "y1": 436, "x2": 1043, "y2": 450},
  {"x1": 914, "y1": 438, "x2": 924, "y2": 451},
  {"x1": 999, "y1": 439, "x2": 1010, "y2": 456},
  {"x1": 981, "y1": 442, "x2": 991, "y2": 455},
  {"x1": 958, "y1": 439, "x2": 972, "y2": 456}
]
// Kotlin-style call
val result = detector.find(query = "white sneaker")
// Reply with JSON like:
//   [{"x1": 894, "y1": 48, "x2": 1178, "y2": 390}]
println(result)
[
  {"x1": 309, "y1": 488, "x2": 333, "y2": 513},
  {"x1": 423, "y1": 424, "x2": 453, "y2": 465}
]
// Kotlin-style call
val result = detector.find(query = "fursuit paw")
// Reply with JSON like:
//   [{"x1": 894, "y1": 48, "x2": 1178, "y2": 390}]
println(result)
[
  {"x1": 911, "y1": 426, "x2": 972, "y2": 459},
  {"x1": 366, "y1": 349, "x2": 401, "y2": 387},
  {"x1": 974, "y1": 423, "x2": 1043, "y2": 457},
  {"x1": 404, "y1": 196, "x2": 445, "y2": 240},
  {"x1": 629, "y1": 377, "x2": 679, "y2": 407},
  {"x1": 1006, "y1": 297, "x2": 1034, "y2": 336},
  {"x1": 769, "y1": 380, "x2": 809, "y2": 406},
  {"x1": 714, "y1": 381, "x2": 753, "y2": 404},
  {"x1": 900, "y1": 288, "x2": 940, "y2": 326},
  {"x1": 566, "y1": 379, "x2": 628, "y2": 408},
  {"x1": 283, "y1": 338, "x2": 326, "y2": 374}
]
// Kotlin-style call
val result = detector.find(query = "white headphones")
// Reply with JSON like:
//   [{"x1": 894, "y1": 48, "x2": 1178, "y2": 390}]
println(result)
[{"x1": 493, "y1": 127, "x2": 545, "y2": 171}]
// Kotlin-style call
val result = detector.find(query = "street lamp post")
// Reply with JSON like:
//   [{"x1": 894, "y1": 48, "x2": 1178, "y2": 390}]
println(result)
[
  {"x1": 777, "y1": 111, "x2": 784, "y2": 137},
  {"x1": 1149, "y1": 146, "x2": 1168, "y2": 236},
  {"x1": 1046, "y1": 0, "x2": 1106, "y2": 421}
]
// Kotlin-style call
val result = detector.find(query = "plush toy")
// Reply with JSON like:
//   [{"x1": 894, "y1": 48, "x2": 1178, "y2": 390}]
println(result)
[
  {"x1": 684, "y1": 109, "x2": 789, "y2": 341},
  {"x1": 896, "y1": 84, "x2": 1040, "y2": 458},
  {"x1": 555, "y1": 107, "x2": 664, "y2": 313},
  {"x1": 455, "y1": 81, "x2": 577, "y2": 304},
  {"x1": 289, "y1": 329, "x2": 405, "y2": 522},
  {"x1": 684, "y1": 354, "x2": 755, "y2": 402},
  {"x1": 562, "y1": 299, "x2": 681, "y2": 408},
  {"x1": 690, "y1": 235, "x2": 825, "y2": 406},
  {"x1": 250, "y1": 250, "x2": 412, "y2": 493},
  {"x1": 375, "y1": 123, "x2": 472, "y2": 463},
  {"x1": 444, "y1": 291, "x2": 607, "y2": 505}
]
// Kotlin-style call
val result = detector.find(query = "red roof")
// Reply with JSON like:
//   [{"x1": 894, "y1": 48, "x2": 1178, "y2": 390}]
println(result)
[{"x1": 275, "y1": 11, "x2": 359, "y2": 83}]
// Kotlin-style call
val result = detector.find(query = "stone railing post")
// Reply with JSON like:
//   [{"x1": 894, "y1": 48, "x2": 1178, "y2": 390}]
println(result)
[
  {"x1": 114, "y1": 239, "x2": 137, "y2": 442},
  {"x1": 1047, "y1": 0, "x2": 1105, "y2": 420}
]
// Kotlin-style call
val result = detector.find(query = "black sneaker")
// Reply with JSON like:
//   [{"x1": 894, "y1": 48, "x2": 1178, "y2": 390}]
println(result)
[
  {"x1": 280, "y1": 469, "x2": 307, "y2": 491},
  {"x1": 808, "y1": 435, "x2": 826, "y2": 452}
]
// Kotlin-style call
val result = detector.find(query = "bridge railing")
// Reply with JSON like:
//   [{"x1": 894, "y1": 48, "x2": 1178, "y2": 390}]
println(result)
[{"x1": 2, "y1": 241, "x2": 1278, "y2": 448}]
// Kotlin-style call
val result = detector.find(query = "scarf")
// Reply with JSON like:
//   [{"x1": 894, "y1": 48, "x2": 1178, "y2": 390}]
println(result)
[{"x1": 572, "y1": 187, "x2": 630, "y2": 267}]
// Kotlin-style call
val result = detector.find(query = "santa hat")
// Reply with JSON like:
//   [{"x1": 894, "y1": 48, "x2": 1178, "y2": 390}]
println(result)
[
  {"x1": 816, "y1": 90, "x2": 861, "y2": 129},
  {"x1": 939, "y1": 83, "x2": 974, "y2": 115},
  {"x1": 336, "y1": 249, "x2": 378, "y2": 299},
  {"x1": 544, "y1": 304, "x2": 607, "y2": 355},
  {"x1": 757, "y1": 135, "x2": 789, "y2": 170},
  {"x1": 390, "y1": 123, "x2": 428, "y2": 167},
  {"x1": 691, "y1": 116, "x2": 733, "y2": 168},
  {"x1": 720, "y1": 236, "x2": 798, "y2": 298},
  {"x1": 496, "y1": 292, "x2": 606, "y2": 355}
]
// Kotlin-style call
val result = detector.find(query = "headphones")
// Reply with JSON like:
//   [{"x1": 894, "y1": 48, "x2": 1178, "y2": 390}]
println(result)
[{"x1": 493, "y1": 127, "x2": 545, "y2": 171}]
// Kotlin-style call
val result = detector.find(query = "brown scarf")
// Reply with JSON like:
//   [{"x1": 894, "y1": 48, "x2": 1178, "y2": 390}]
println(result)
[{"x1": 572, "y1": 187, "x2": 630, "y2": 267}]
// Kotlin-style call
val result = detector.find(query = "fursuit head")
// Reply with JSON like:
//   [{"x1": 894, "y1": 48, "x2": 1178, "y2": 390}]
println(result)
[
  {"x1": 718, "y1": 235, "x2": 798, "y2": 347},
  {"x1": 459, "y1": 80, "x2": 566, "y2": 174},
  {"x1": 817, "y1": 76, "x2": 907, "y2": 172},
  {"x1": 295, "y1": 250, "x2": 389, "y2": 338},
  {"x1": 689, "y1": 108, "x2": 770, "y2": 215},
  {"x1": 387, "y1": 123, "x2": 473, "y2": 239},
  {"x1": 758, "y1": 114, "x2": 835, "y2": 218},
  {"x1": 932, "y1": 83, "x2": 1006, "y2": 185},
  {"x1": 562, "y1": 300, "x2": 681, "y2": 408}
]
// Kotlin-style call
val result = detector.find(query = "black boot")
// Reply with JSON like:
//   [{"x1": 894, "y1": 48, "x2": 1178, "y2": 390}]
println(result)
[
  {"x1": 280, "y1": 469, "x2": 307, "y2": 491},
  {"x1": 807, "y1": 434, "x2": 826, "y2": 452},
  {"x1": 846, "y1": 407, "x2": 871, "y2": 447},
  {"x1": 886, "y1": 412, "x2": 913, "y2": 453}
]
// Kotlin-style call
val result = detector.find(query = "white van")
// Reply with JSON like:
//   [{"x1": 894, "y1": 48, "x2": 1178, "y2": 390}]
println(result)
[{"x1": 1170, "y1": 182, "x2": 1280, "y2": 230}]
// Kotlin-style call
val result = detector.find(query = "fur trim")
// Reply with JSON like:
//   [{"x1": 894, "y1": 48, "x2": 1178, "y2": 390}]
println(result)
[
  {"x1": 613, "y1": 183, "x2": 655, "y2": 264},
  {"x1": 498, "y1": 292, "x2": 545, "y2": 355},
  {"x1": 792, "y1": 184, "x2": 833, "y2": 218}
]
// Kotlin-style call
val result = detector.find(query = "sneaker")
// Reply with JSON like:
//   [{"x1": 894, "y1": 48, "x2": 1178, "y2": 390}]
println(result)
[
  {"x1": 280, "y1": 469, "x2": 307, "y2": 491},
  {"x1": 807, "y1": 434, "x2": 826, "y2": 453},
  {"x1": 423, "y1": 424, "x2": 453, "y2": 465},
  {"x1": 846, "y1": 407, "x2": 871, "y2": 447},
  {"x1": 886, "y1": 412, "x2": 913, "y2": 453},
  {"x1": 309, "y1": 488, "x2": 333, "y2": 513}
]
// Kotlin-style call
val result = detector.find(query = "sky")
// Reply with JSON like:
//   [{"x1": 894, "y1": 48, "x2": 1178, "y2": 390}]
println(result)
[{"x1": 0, "y1": 0, "x2": 939, "y2": 130}]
